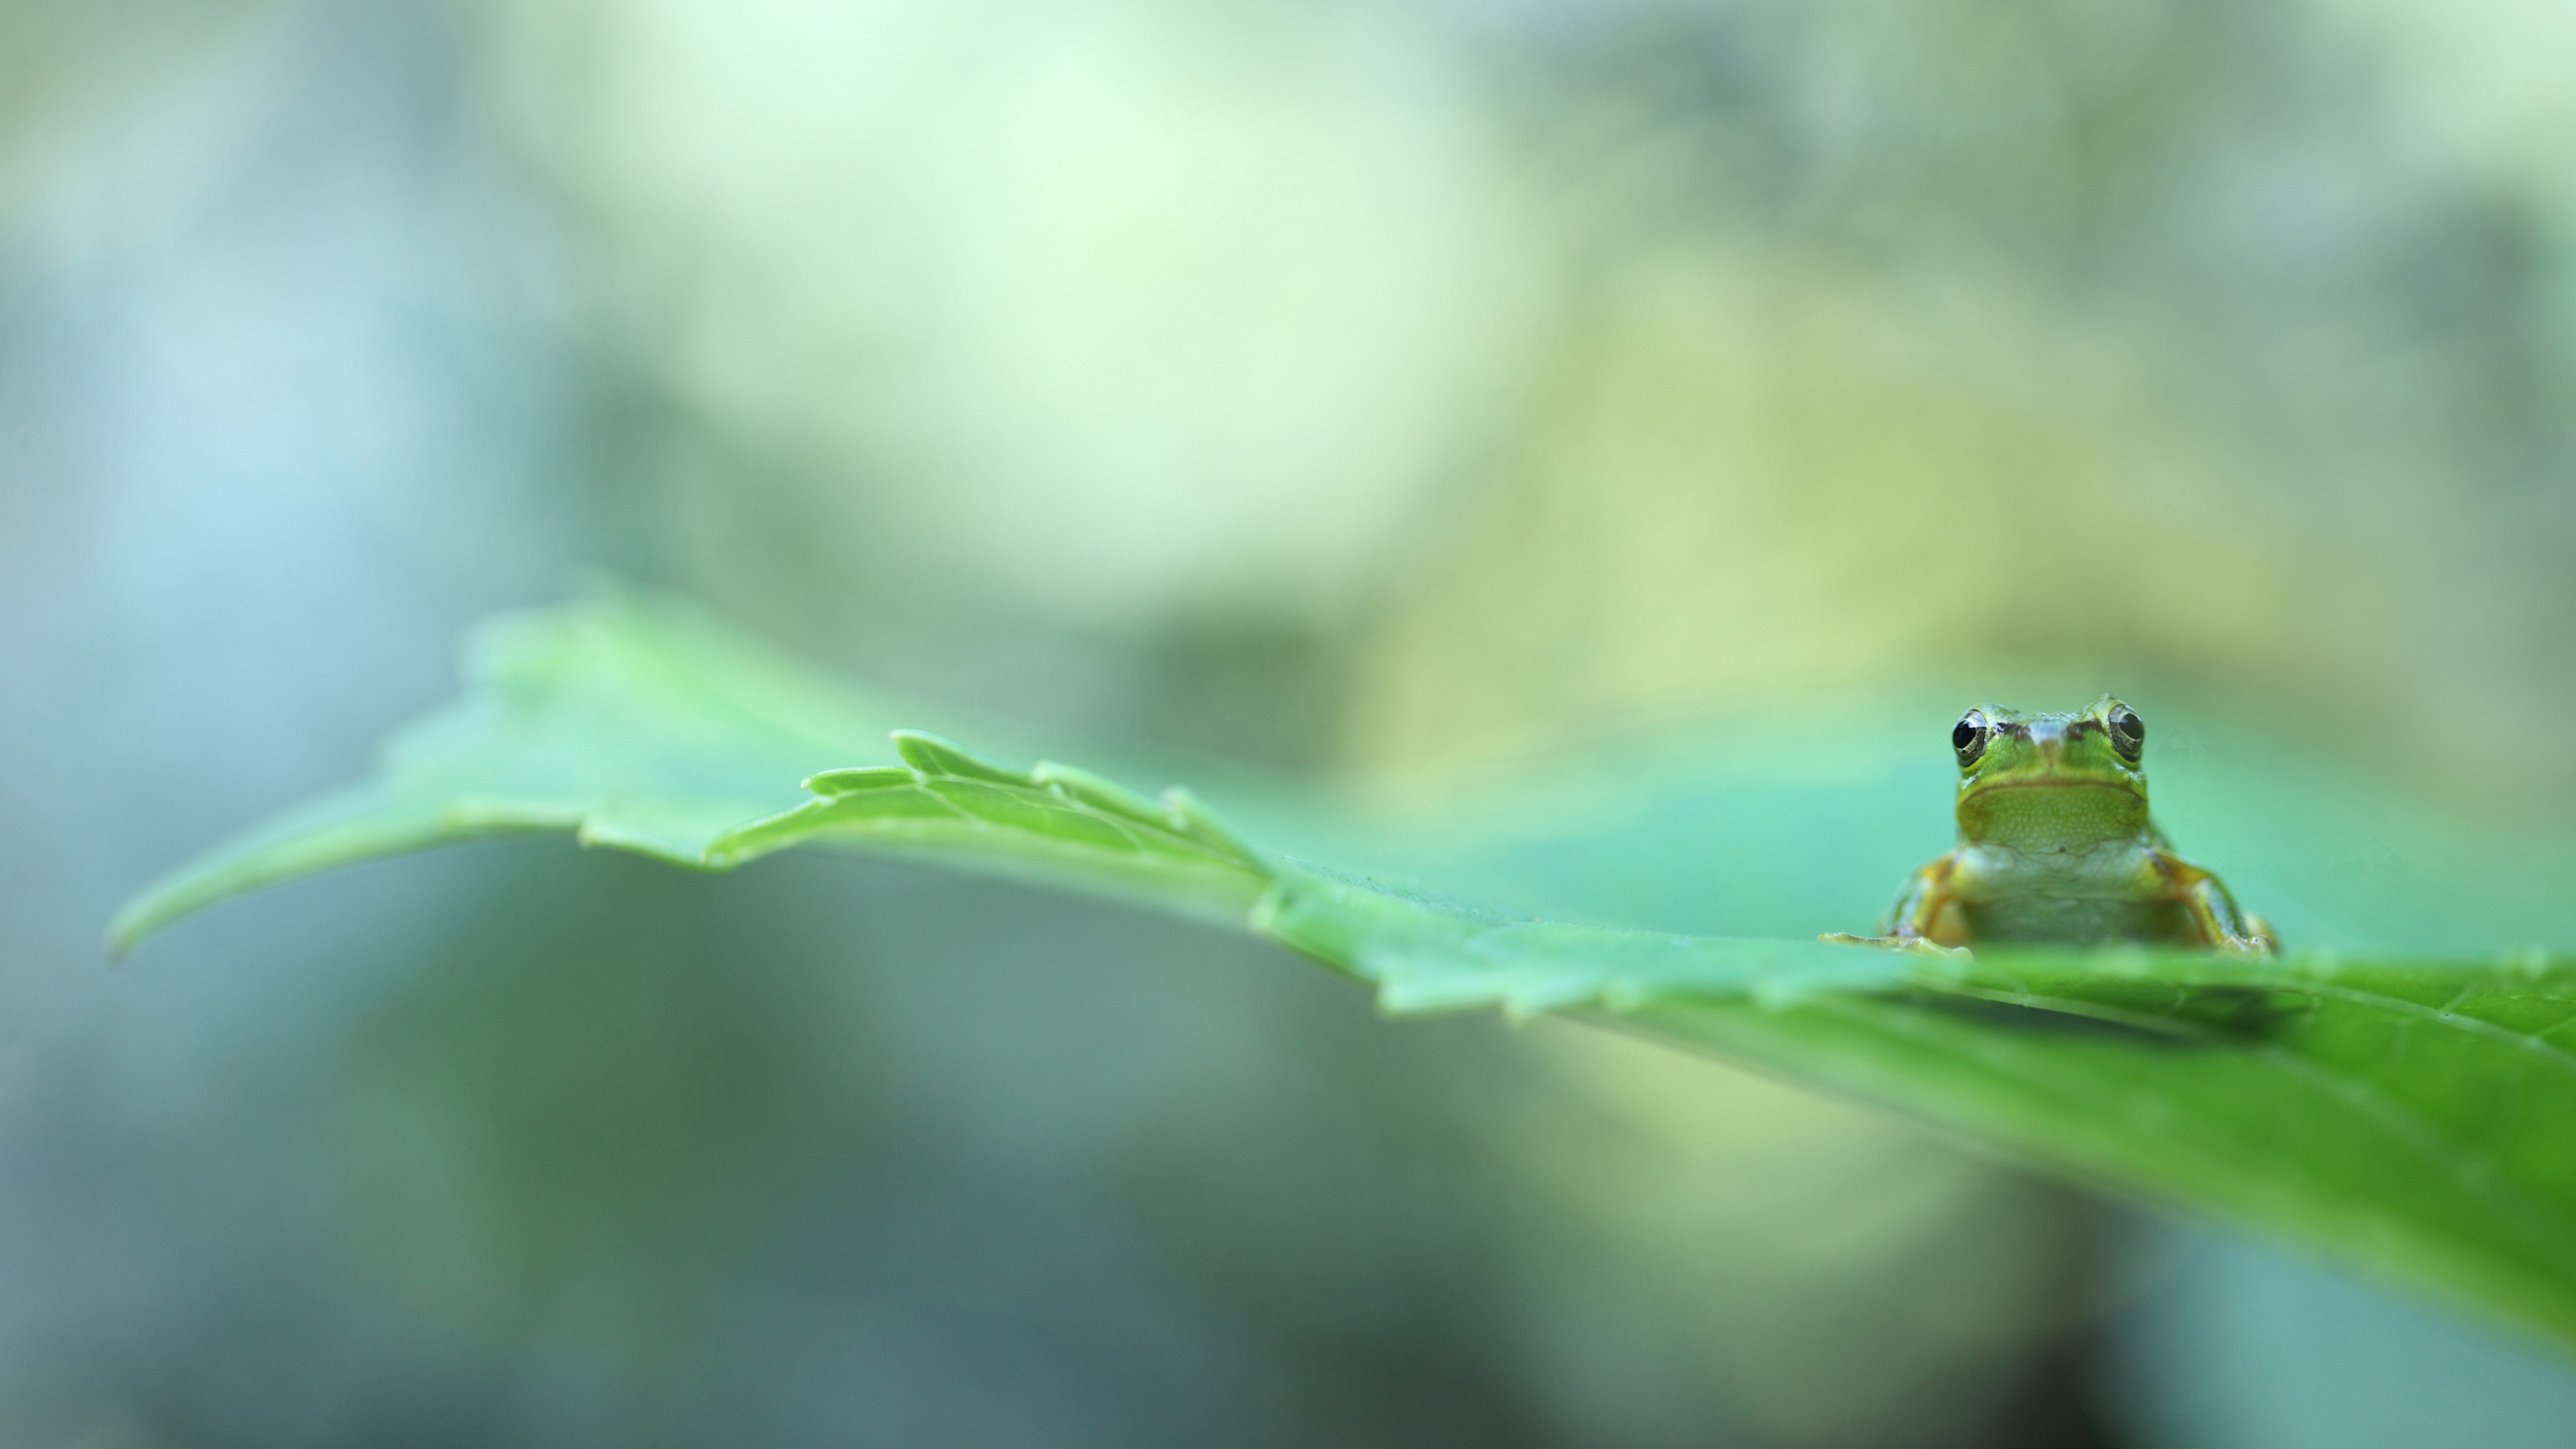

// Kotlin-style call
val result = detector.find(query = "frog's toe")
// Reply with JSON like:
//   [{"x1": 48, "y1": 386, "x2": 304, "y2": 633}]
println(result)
[
  {"x1": 2204, "y1": 933, "x2": 2275, "y2": 959},
  {"x1": 1819, "y1": 932, "x2": 1972, "y2": 960},
  {"x1": 2246, "y1": 914, "x2": 2280, "y2": 955}
]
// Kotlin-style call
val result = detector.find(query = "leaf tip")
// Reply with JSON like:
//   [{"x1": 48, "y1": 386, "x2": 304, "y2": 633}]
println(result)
[
  {"x1": 105, "y1": 876, "x2": 213, "y2": 959},
  {"x1": 891, "y1": 730, "x2": 1031, "y2": 786},
  {"x1": 103, "y1": 910, "x2": 149, "y2": 962}
]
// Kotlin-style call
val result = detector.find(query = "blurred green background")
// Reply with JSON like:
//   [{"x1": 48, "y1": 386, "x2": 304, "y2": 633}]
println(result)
[{"x1": 7, "y1": 0, "x2": 2576, "y2": 1444}]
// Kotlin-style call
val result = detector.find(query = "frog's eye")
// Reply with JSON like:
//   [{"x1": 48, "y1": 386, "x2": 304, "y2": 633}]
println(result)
[
  {"x1": 2108, "y1": 706, "x2": 2145, "y2": 760},
  {"x1": 1952, "y1": 711, "x2": 1989, "y2": 765}
]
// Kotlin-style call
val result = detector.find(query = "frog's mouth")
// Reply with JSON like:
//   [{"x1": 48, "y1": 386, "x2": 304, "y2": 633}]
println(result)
[{"x1": 1959, "y1": 777, "x2": 2145, "y2": 804}]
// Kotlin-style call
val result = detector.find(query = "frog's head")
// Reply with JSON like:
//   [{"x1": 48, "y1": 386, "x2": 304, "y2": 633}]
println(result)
[{"x1": 1949, "y1": 695, "x2": 2150, "y2": 847}]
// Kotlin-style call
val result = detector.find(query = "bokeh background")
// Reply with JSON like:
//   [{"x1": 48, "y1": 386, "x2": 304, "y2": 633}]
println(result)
[{"x1": 7, "y1": 0, "x2": 2576, "y2": 1444}]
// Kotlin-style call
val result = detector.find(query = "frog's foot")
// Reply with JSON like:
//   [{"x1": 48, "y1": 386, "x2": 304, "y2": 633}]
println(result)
[
  {"x1": 2192, "y1": 914, "x2": 2279, "y2": 958},
  {"x1": 1818, "y1": 932, "x2": 1972, "y2": 960},
  {"x1": 2207, "y1": 914, "x2": 2279, "y2": 958}
]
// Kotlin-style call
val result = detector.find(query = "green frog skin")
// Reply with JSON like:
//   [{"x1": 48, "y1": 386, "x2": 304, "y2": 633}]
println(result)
[{"x1": 1832, "y1": 696, "x2": 2276, "y2": 955}]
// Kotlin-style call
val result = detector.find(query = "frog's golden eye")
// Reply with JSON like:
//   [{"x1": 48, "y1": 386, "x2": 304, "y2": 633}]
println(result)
[
  {"x1": 1953, "y1": 711, "x2": 1990, "y2": 766},
  {"x1": 2108, "y1": 705, "x2": 2145, "y2": 760}
]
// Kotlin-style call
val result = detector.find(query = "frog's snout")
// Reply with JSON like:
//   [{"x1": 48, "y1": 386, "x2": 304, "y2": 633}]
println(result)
[{"x1": 2029, "y1": 719, "x2": 2068, "y2": 762}]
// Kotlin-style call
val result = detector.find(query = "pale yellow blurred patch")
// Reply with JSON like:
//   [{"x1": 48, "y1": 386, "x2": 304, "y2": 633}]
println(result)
[
  {"x1": 1336, "y1": 242, "x2": 2391, "y2": 789},
  {"x1": 475, "y1": 0, "x2": 1544, "y2": 623}
]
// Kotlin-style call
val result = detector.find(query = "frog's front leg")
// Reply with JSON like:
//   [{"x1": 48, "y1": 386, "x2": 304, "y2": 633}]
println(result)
[
  {"x1": 2151, "y1": 850, "x2": 2278, "y2": 955},
  {"x1": 1821, "y1": 853, "x2": 1972, "y2": 954}
]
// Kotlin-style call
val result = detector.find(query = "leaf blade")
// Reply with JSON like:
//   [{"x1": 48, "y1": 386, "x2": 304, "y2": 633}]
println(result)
[{"x1": 106, "y1": 591, "x2": 2576, "y2": 1350}]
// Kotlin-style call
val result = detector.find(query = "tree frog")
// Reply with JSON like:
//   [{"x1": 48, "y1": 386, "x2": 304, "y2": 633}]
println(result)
[{"x1": 1829, "y1": 696, "x2": 2276, "y2": 955}]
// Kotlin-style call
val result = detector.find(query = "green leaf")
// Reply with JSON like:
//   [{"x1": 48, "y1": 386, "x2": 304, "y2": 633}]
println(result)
[
  {"x1": 110, "y1": 592, "x2": 2576, "y2": 1349},
  {"x1": 1621, "y1": 949, "x2": 2576, "y2": 1350}
]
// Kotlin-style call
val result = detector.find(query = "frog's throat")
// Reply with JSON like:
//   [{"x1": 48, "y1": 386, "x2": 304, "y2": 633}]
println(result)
[{"x1": 1955, "y1": 778, "x2": 2149, "y2": 849}]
